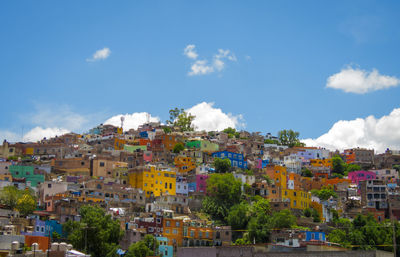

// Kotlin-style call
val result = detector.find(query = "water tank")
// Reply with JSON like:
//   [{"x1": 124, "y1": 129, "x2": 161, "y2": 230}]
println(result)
[
  {"x1": 59, "y1": 242, "x2": 68, "y2": 251},
  {"x1": 32, "y1": 243, "x2": 39, "y2": 251},
  {"x1": 11, "y1": 241, "x2": 19, "y2": 251},
  {"x1": 67, "y1": 244, "x2": 73, "y2": 250},
  {"x1": 51, "y1": 242, "x2": 59, "y2": 251}
]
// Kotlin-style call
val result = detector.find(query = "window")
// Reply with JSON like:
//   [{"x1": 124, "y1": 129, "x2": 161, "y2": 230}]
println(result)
[
  {"x1": 99, "y1": 162, "x2": 105, "y2": 167},
  {"x1": 165, "y1": 183, "x2": 168, "y2": 189},
  {"x1": 190, "y1": 230, "x2": 194, "y2": 237},
  {"x1": 176, "y1": 221, "x2": 180, "y2": 227},
  {"x1": 206, "y1": 231, "x2": 209, "y2": 238},
  {"x1": 166, "y1": 221, "x2": 171, "y2": 227},
  {"x1": 48, "y1": 183, "x2": 52, "y2": 188},
  {"x1": 164, "y1": 173, "x2": 169, "y2": 177},
  {"x1": 173, "y1": 229, "x2": 178, "y2": 234}
]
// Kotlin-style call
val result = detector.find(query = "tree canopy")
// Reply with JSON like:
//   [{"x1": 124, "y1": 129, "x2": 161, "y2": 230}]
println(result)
[
  {"x1": 172, "y1": 143, "x2": 185, "y2": 153},
  {"x1": 167, "y1": 107, "x2": 195, "y2": 132},
  {"x1": 63, "y1": 206, "x2": 123, "y2": 257},
  {"x1": 278, "y1": 129, "x2": 304, "y2": 147},
  {"x1": 223, "y1": 127, "x2": 240, "y2": 138},
  {"x1": 311, "y1": 186, "x2": 338, "y2": 201},
  {"x1": 202, "y1": 173, "x2": 242, "y2": 222},
  {"x1": 0, "y1": 186, "x2": 36, "y2": 215},
  {"x1": 125, "y1": 235, "x2": 158, "y2": 257},
  {"x1": 213, "y1": 157, "x2": 231, "y2": 173}
]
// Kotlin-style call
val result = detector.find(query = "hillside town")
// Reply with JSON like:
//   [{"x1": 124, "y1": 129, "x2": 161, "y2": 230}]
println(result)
[{"x1": 1, "y1": 111, "x2": 400, "y2": 257}]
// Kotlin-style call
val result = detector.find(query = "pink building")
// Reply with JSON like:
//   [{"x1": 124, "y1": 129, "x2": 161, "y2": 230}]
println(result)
[
  {"x1": 348, "y1": 170, "x2": 376, "y2": 185},
  {"x1": 196, "y1": 174, "x2": 209, "y2": 193}
]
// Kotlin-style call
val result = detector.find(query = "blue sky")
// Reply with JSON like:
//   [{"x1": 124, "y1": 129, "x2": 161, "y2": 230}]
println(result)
[{"x1": 1, "y1": 1, "x2": 400, "y2": 151}]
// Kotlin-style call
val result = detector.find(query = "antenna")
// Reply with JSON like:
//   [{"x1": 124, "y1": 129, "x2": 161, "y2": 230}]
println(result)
[
  {"x1": 120, "y1": 116, "x2": 125, "y2": 129},
  {"x1": 146, "y1": 113, "x2": 150, "y2": 123}
]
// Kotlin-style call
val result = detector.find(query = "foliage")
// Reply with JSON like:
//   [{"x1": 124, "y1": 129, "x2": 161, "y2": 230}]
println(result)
[
  {"x1": 125, "y1": 235, "x2": 159, "y2": 257},
  {"x1": 261, "y1": 175, "x2": 272, "y2": 185},
  {"x1": 202, "y1": 173, "x2": 242, "y2": 222},
  {"x1": 63, "y1": 206, "x2": 123, "y2": 257},
  {"x1": 329, "y1": 214, "x2": 398, "y2": 253},
  {"x1": 271, "y1": 209, "x2": 296, "y2": 229},
  {"x1": 311, "y1": 208, "x2": 321, "y2": 223},
  {"x1": 277, "y1": 129, "x2": 304, "y2": 147},
  {"x1": 0, "y1": 186, "x2": 36, "y2": 214},
  {"x1": 393, "y1": 164, "x2": 400, "y2": 172},
  {"x1": 301, "y1": 168, "x2": 313, "y2": 177},
  {"x1": 233, "y1": 238, "x2": 251, "y2": 245},
  {"x1": 167, "y1": 107, "x2": 195, "y2": 132},
  {"x1": 227, "y1": 202, "x2": 250, "y2": 230},
  {"x1": 223, "y1": 127, "x2": 240, "y2": 139},
  {"x1": 52, "y1": 231, "x2": 61, "y2": 239},
  {"x1": 311, "y1": 186, "x2": 337, "y2": 201},
  {"x1": 172, "y1": 143, "x2": 185, "y2": 153},
  {"x1": 332, "y1": 155, "x2": 346, "y2": 175},
  {"x1": 264, "y1": 139, "x2": 280, "y2": 145},
  {"x1": 16, "y1": 193, "x2": 36, "y2": 216},
  {"x1": 213, "y1": 157, "x2": 231, "y2": 173},
  {"x1": 303, "y1": 208, "x2": 312, "y2": 218},
  {"x1": 345, "y1": 164, "x2": 361, "y2": 172},
  {"x1": 163, "y1": 127, "x2": 172, "y2": 134}
]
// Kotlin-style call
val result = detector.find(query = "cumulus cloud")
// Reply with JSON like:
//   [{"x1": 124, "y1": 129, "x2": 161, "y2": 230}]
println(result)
[
  {"x1": 186, "y1": 102, "x2": 245, "y2": 131},
  {"x1": 86, "y1": 47, "x2": 111, "y2": 62},
  {"x1": 23, "y1": 127, "x2": 70, "y2": 142},
  {"x1": 104, "y1": 112, "x2": 160, "y2": 131},
  {"x1": 183, "y1": 44, "x2": 198, "y2": 59},
  {"x1": 302, "y1": 107, "x2": 400, "y2": 153},
  {"x1": 326, "y1": 66, "x2": 400, "y2": 94},
  {"x1": 184, "y1": 45, "x2": 237, "y2": 76}
]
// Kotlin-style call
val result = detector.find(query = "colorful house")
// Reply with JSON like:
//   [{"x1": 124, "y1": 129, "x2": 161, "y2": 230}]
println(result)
[
  {"x1": 212, "y1": 151, "x2": 247, "y2": 169},
  {"x1": 9, "y1": 165, "x2": 45, "y2": 188},
  {"x1": 196, "y1": 174, "x2": 209, "y2": 193},
  {"x1": 186, "y1": 140, "x2": 219, "y2": 153},
  {"x1": 129, "y1": 165, "x2": 177, "y2": 197},
  {"x1": 174, "y1": 156, "x2": 196, "y2": 173},
  {"x1": 348, "y1": 170, "x2": 376, "y2": 185},
  {"x1": 156, "y1": 237, "x2": 173, "y2": 257},
  {"x1": 309, "y1": 159, "x2": 332, "y2": 168}
]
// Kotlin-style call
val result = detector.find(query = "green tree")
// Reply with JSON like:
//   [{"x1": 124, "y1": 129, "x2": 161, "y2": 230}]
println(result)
[
  {"x1": 345, "y1": 164, "x2": 361, "y2": 172},
  {"x1": 301, "y1": 168, "x2": 313, "y2": 177},
  {"x1": 227, "y1": 202, "x2": 249, "y2": 230},
  {"x1": 271, "y1": 209, "x2": 296, "y2": 229},
  {"x1": 167, "y1": 108, "x2": 195, "y2": 132},
  {"x1": 223, "y1": 127, "x2": 240, "y2": 138},
  {"x1": 172, "y1": 143, "x2": 185, "y2": 153},
  {"x1": 303, "y1": 208, "x2": 312, "y2": 218},
  {"x1": 278, "y1": 129, "x2": 304, "y2": 147},
  {"x1": 202, "y1": 173, "x2": 242, "y2": 222},
  {"x1": 213, "y1": 157, "x2": 231, "y2": 173},
  {"x1": 311, "y1": 208, "x2": 321, "y2": 223},
  {"x1": 393, "y1": 165, "x2": 400, "y2": 172},
  {"x1": 0, "y1": 186, "x2": 23, "y2": 210},
  {"x1": 125, "y1": 235, "x2": 159, "y2": 257},
  {"x1": 233, "y1": 238, "x2": 251, "y2": 245},
  {"x1": 163, "y1": 127, "x2": 172, "y2": 134},
  {"x1": 16, "y1": 193, "x2": 36, "y2": 216},
  {"x1": 264, "y1": 139, "x2": 280, "y2": 145},
  {"x1": 63, "y1": 206, "x2": 123, "y2": 257},
  {"x1": 332, "y1": 155, "x2": 346, "y2": 175},
  {"x1": 311, "y1": 186, "x2": 337, "y2": 201}
]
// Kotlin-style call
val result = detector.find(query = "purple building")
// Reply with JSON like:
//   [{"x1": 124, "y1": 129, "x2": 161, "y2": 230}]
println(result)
[{"x1": 196, "y1": 174, "x2": 209, "y2": 193}]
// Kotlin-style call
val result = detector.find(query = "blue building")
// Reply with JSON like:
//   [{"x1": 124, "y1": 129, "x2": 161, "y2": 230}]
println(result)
[
  {"x1": 303, "y1": 231, "x2": 326, "y2": 241},
  {"x1": 156, "y1": 237, "x2": 173, "y2": 257},
  {"x1": 212, "y1": 151, "x2": 247, "y2": 169}
]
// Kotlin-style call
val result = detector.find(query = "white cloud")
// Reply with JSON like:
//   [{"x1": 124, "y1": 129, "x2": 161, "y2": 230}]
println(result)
[
  {"x1": 188, "y1": 60, "x2": 215, "y2": 76},
  {"x1": 183, "y1": 44, "x2": 198, "y2": 60},
  {"x1": 326, "y1": 66, "x2": 400, "y2": 94},
  {"x1": 23, "y1": 127, "x2": 70, "y2": 142},
  {"x1": 302, "y1": 107, "x2": 400, "y2": 153},
  {"x1": 104, "y1": 112, "x2": 160, "y2": 131},
  {"x1": 184, "y1": 45, "x2": 237, "y2": 76},
  {"x1": 86, "y1": 47, "x2": 111, "y2": 62},
  {"x1": 186, "y1": 102, "x2": 245, "y2": 131}
]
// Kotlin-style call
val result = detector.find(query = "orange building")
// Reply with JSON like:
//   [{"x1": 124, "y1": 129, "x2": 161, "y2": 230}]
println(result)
[
  {"x1": 163, "y1": 134, "x2": 181, "y2": 151},
  {"x1": 183, "y1": 220, "x2": 214, "y2": 246},
  {"x1": 163, "y1": 217, "x2": 184, "y2": 246},
  {"x1": 174, "y1": 156, "x2": 196, "y2": 173},
  {"x1": 25, "y1": 235, "x2": 50, "y2": 251},
  {"x1": 114, "y1": 138, "x2": 127, "y2": 150},
  {"x1": 310, "y1": 159, "x2": 332, "y2": 168}
]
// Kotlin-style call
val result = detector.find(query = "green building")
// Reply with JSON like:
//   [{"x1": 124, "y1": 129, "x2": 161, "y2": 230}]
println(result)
[
  {"x1": 124, "y1": 144, "x2": 147, "y2": 153},
  {"x1": 9, "y1": 165, "x2": 45, "y2": 188},
  {"x1": 185, "y1": 140, "x2": 219, "y2": 153}
]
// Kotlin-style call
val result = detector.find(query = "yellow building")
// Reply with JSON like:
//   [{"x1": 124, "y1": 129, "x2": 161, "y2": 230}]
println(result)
[
  {"x1": 129, "y1": 165, "x2": 177, "y2": 197},
  {"x1": 114, "y1": 138, "x2": 127, "y2": 150},
  {"x1": 310, "y1": 159, "x2": 332, "y2": 168},
  {"x1": 281, "y1": 188, "x2": 311, "y2": 210},
  {"x1": 174, "y1": 156, "x2": 196, "y2": 173}
]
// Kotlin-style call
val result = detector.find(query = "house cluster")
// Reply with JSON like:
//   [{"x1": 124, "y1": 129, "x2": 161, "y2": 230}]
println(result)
[{"x1": 0, "y1": 121, "x2": 400, "y2": 256}]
